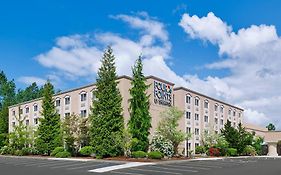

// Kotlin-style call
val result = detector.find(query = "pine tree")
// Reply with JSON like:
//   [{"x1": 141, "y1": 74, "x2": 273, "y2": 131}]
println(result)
[
  {"x1": 90, "y1": 46, "x2": 124, "y2": 158},
  {"x1": 35, "y1": 81, "x2": 62, "y2": 155},
  {"x1": 128, "y1": 56, "x2": 151, "y2": 151}
]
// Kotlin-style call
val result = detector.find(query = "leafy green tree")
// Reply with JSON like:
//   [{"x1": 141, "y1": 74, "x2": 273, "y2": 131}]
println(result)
[
  {"x1": 266, "y1": 123, "x2": 276, "y2": 131},
  {"x1": 90, "y1": 46, "x2": 124, "y2": 158},
  {"x1": 16, "y1": 82, "x2": 43, "y2": 103},
  {"x1": 0, "y1": 71, "x2": 16, "y2": 147},
  {"x1": 157, "y1": 107, "x2": 188, "y2": 155},
  {"x1": 128, "y1": 56, "x2": 151, "y2": 152},
  {"x1": 237, "y1": 123, "x2": 253, "y2": 154},
  {"x1": 252, "y1": 136, "x2": 264, "y2": 155},
  {"x1": 35, "y1": 81, "x2": 62, "y2": 155},
  {"x1": 221, "y1": 120, "x2": 239, "y2": 149}
]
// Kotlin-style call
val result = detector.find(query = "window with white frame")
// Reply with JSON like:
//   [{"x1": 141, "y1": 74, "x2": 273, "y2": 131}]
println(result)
[
  {"x1": 26, "y1": 120, "x2": 29, "y2": 126},
  {"x1": 186, "y1": 127, "x2": 191, "y2": 133},
  {"x1": 12, "y1": 110, "x2": 15, "y2": 116},
  {"x1": 65, "y1": 112, "x2": 70, "y2": 117},
  {"x1": 186, "y1": 111, "x2": 191, "y2": 119},
  {"x1": 195, "y1": 128, "x2": 200, "y2": 135},
  {"x1": 233, "y1": 110, "x2": 236, "y2": 116},
  {"x1": 25, "y1": 107, "x2": 29, "y2": 113},
  {"x1": 195, "y1": 113, "x2": 199, "y2": 120},
  {"x1": 195, "y1": 97, "x2": 199, "y2": 106},
  {"x1": 220, "y1": 119, "x2": 224, "y2": 125},
  {"x1": 228, "y1": 109, "x2": 232, "y2": 115},
  {"x1": 204, "y1": 115, "x2": 209, "y2": 123},
  {"x1": 55, "y1": 99, "x2": 61, "y2": 107},
  {"x1": 220, "y1": 106, "x2": 224, "y2": 113},
  {"x1": 19, "y1": 108, "x2": 23, "y2": 114},
  {"x1": 81, "y1": 93, "x2": 87, "y2": 102},
  {"x1": 215, "y1": 118, "x2": 218, "y2": 124},
  {"x1": 34, "y1": 118, "x2": 39, "y2": 125},
  {"x1": 204, "y1": 100, "x2": 209, "y2": 109},
  {"x1": 215, "y1": 104, "x2": 218, "y2": 111},
  {"x1": 34, "y1": 104, "x2": 38, "y2": 112},
  {"x1": 80, "y1": 110, "x2": 87, "y2": 117},
  {"x1": 65, "y1": 96, "x2": 70, "y2": 105},
  {"x1": 186, "y1": 95, "x2": 191, "y2": 104}
]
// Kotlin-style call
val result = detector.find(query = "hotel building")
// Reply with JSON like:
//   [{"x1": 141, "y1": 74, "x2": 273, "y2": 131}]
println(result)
[{"x1": 8, "y1": 75, "x2": 243, "y2": 155}]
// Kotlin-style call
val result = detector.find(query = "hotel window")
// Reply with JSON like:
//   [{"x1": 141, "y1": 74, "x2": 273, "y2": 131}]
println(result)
[
  {"x1": 204, "y1": 116, "x2": 209, "y2": 123},
  {"x1": 34, "y1": 118, "x2": 39, "y2": 125},
  {"x1": 26, "y1": 120, "x2": 29, "y2": 126},
  {"x1": 65, "y1": 112, "x2": 70, "y2": 117},
  {"x1": 215, "y1": 118, "x2": 218, "y2": 124},
  {"x1": 238, "y1": 113, "x2": 241, "y2": 118},
  {"x1": 19, "y1": 108, "x2": 23, "y2": 115},
  {"x1": 204, "y1": 100, "x2": 208, "y2": 109},
  {"x1": 65, "y1": 97, "x2": 71, "y2": 105},
  {"x1": 12, "y1": 122, "x2": 15, "y2": 127},
  {"x1": 228, "y1": 109, "x2": 232, "y2": 115},
  {"x1": 233, "y1": 111, "x2": 236, "y2": 116},
  {"x1": 81, "y1": 93, "x2": 87, "y2": 102},
  {"x1": 186, "y1": 112, "x2": 191, "y2": 119},
  {"x1": 186, "y1": 127, "x2": 191, "y2": 133},
  {"x1": 34, "y1": 105, "x2": 38, "y2": 112},
  {"x1": 220, "y1": 106, "x2": 224, "y2": 113},
  {"x1": 233, "y1": 122, "x2": 236, "y2": 127},
  {"x1": 186, "y1": 95, "x2": 191, "y2": 104},
  {"x1": 195, "y1": 98, "x2": 199, "y2": 106},
  {"x1": 195, "y1": 113, "x2": 199, "y2": 121},
  {"x1": 215, "y1": 104, "x2": 218, "y2": 111},
  {"x1": 55, "y1": 99, "x2": 61, "y2": 107},
  {"x1": 25, "y1": 107, "x2": 29, "y2": 113},
  {"x1": 195, "y1": 128, "x2": 200, "y2": 135},
  {"x1": 195, "y1": 143, "x2": 199, "y2": 147},
  {"x1": 220, "y1": 119, "x2": 224, "y2": 125},
  {"x1": 12, "y1": 110, "x2": 15, "y2": 116},
  {"x1": 80, "y1": 110, "x2": 87, "y2": 117}
]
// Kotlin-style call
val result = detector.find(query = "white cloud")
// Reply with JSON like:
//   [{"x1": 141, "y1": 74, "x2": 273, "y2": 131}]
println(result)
[
  {"x1": 18, "y1": 76, "x2": 47, "y2": 86},
  {"x1": 180, "y1": 12, "x2": 281, "y2": 128}
]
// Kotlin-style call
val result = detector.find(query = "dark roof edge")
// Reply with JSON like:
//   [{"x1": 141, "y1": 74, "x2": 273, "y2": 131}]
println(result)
[
  {"x1": 9, "y1": 75, "x2": 133, "y2": 108},
  {"x1": 174, "y1": 86, "x2": 244, "y2": 111}
]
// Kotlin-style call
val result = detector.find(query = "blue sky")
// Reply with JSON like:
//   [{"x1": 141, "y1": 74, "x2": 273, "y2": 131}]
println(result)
[{"x1": 1, "y1": 0, "x2": 281, "y2": 127}]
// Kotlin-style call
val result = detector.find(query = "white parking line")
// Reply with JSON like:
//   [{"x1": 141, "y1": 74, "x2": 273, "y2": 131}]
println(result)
[{"x1": 89, "y1": 162, "x2": 154, "y2": 173}]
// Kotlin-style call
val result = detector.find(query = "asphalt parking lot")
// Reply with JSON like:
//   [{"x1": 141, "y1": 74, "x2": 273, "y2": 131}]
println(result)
[{"x1": 0, "y1": 156, "x2": 281, "y2": 175}]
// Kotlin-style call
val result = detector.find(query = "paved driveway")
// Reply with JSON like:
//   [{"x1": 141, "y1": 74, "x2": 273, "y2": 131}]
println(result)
[{"x1": 0, "y1": 156, "x2": 281, "y2": 175}]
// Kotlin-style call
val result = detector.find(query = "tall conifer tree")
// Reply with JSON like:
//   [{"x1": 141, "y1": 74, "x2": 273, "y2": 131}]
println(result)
[
  {"x1": 90, "y1": 46, "x2": 124, "y2": 158},
  {"x1": 36, "y1": 81, "x2": 61, "y2": 155},
  {"x1": 128, "y1": 56, "x2": 151, "y2": 151}
]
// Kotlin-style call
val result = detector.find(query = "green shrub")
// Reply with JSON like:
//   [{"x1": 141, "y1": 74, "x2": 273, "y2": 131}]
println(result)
[
  {"x1": 50, "y1": 147, "x2": 65, "y2": 157},
  {"x1": 79, "y1": 146, "x2": 94, "y2": 156},
  {"x1": 131, "y1": 151, "x2": 147, "y2": 158},
  {"x1": 0, "y1": 146, "x2": 11, "y2": 155},
  {"x1": 55, "y1": 151, "x2": 71, "y2": 158},
  {"x1": 227, "y1": 148, "x2": 238, "y2": 157},
  {"x1": 195, "y1": 146, "x2": 206, "y2": 154},
  {"x1": 14, "y1": 150, "x2": 24, "y2": 156},
  {"x1": 147, "y1": 151, "x2": 163, "y2": 159},
  {"x1": 243, "y1": 145, "x2": 256, "y2": 156}
]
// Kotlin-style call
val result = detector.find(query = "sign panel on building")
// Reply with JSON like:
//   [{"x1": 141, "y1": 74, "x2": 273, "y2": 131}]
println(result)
[{"x1": 154, "y1": 81, "x2": 172, "y2": 106}]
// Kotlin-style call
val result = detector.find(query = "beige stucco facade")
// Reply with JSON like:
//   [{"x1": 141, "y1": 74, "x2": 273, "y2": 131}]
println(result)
[{"x1": 8, "y1": 75, "x2": 244, "y2": 155}]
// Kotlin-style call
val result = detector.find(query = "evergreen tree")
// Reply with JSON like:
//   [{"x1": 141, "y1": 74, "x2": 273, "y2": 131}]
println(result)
[
  {"x1": 128, "y1": 56, "x2": 151, "y2": 151},
  {"x1": 0, "y1": 71, "x2": 16, "y2": 147},
  {"x1": 90, "y1": 46, "x2": 124, "y2": 158},
  {"x1": 266, "y1": 123, "x2": 276, "y2": 131},
  {"x1": 35, "y1": 81, "x2": 62, "y2": 155},
  {"x1": 16, "y1": 82, "x2": 44, "y2": 103},
  {"x1": 221, "y1": 120, "x2": 239, "y2": 149}
]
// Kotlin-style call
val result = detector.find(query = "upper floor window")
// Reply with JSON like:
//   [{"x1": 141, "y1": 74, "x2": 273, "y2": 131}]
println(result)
[
  {"x1": 215, "y1": 118, "x2": 218, "y2": 124},
  {"x1": 55, "y1": 99, "x2": 61, "y2": 107},
  {"x1": 220, "y1": 106, "x2": 224, "y2": 113},
  {"x1": 204, "y1": 100, "x2": 209, "y2": 109},
  {"x1": 81, "y1": 93, "x2": 87, "y2": 102},
  {"x1": 12, "y1": 110, "x2": 15, "y2": 116},
  {"x1": 34, "y1": 105, "x2": 38, "y2": 112},
  {"x1": 239, "y1": 113, "x2": 241, "y2": 118},
  {"x1": 195, "y1": 97, "x2": 199, "y2": 106},
  {"x1": 195, "y1": 113, "x2": 199, "y2": 120},
  {"x1": 186, "y1": 127, "x2": 191, "y2": 133},
  {"x1": 204, "y1": 115, "x2": 209, "y2": 123},
  {"x1": 233, "y1": 111, "x2": 236, "y2": 117},
  {"x1": 186, "y1": 111, "x2": 191, "y2": 119},
  {"x1": 25, "y1": 107, "x2": 29, "y2": 113},
  {"x1": 195, "y1": 128, "x2": 200, "y2": 135},
  {"x1": 19, "y1": 108, "x2": 23, "y2": 115},
  {"x1": 214, "y1": 104, "x2": 218, "y2": 111},
  {"x1": 228, "y1": 109, "x2": 232, "y2": 115},
  {"x1": 65, "y1": 96, "x2": 70, "y2": 105},
  {"x1": 186, "y1": 95, "x2": 191, "y2": 104},
  {"x1": 220, "y1": 119, "x2": 224, "y2": 125}
]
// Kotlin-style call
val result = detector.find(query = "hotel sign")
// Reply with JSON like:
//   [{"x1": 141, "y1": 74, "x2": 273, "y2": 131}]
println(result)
[{"x1": 154, "y1": 81, "x2": 172, "y2": 106}]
